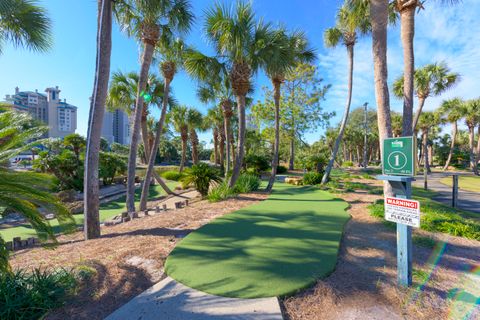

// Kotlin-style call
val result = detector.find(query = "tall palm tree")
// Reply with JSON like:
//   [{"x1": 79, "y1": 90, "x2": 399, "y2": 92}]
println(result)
[
  {"x1": 84, "y1": 0, "x2": 112, "y2": 240},
  {"x1": 439, "y1": 98, "x2": 463, "y2": 170},
  {"x1": 0, "y1": 0, "x2": 52, "y2": 54},
  {"x1": 393, "y1": 62, "x2": 459, "y2": 131},
  {"x1": 170, "y1": 105, "x2": 189, "y2": 172},
  {"x1": 107, "y1": 71, "x2": 174, "y2": 195},
  {"x1": 115, "y1": 0, "x2": 194, "y2": 214},
  {"x1": 395, "y1": 0, "x2": 460, "y2": 136},
  {"x1": 321, "y1": 3, "x2": 370, "y2": 184},
  {"x1": 139, "y1": 38, "x2": 192, "y2": 211},
  {"x1": 205, "y1": 107, "x2": 224, "y2": 166},
  {"x1": 203, "y1": 1, "x2": 274, "y2": 188},
  {"x1": 417, "y1": 111, "x2": 441, "y2": 189},
  {"x1": 461, "y1": 99, "x2": 480, "y2": 175},
  {"x1": 186, "y1": 108, "x2": 204, "y2": 165},
  {"x1": 264, "y1": 29, "x2": 315, "y2": 191},
  {"x1": 0, "y1": 109, "x2": 74, "y2": 273}
]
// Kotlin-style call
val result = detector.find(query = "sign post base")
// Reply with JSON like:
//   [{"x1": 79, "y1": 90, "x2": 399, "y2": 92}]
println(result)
[{"x1": 377, "y1": 175, "x2": 415, "y2": 287}]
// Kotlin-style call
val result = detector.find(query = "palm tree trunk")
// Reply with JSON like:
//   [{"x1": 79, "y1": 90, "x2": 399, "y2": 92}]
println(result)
[
  {"x1": 125, "y1": 41, "x2": 156, "y2": 214},
  {"x1": 443, "y1": 121, "x2": 457, "y2": 170},
  {"x1": 468, "y1": 126, "x2": 478, "y2": 175},
  {"x1": 400, "y1": 6, "x2": 415, "y2": 137},
  {"x1": 322, "y1": 44, "x2": 354, "y2": 184},
  {"x1": 371, "y1": 0, "x2": 394, "y2": 196},
  {"x1": 179, "y1": 134, "x2": 187, "y2": 173},
  {"x1": 84, "y1": 0, "x2": 112, "y2": 240},
  {"x1": 219, "y1": 130, "x2": 225, "y2": 172},
  {"x1": 224, "y1": 116, "x2": 231, "y2": 175},
  {"x1": 423, "y1": 130, "x2": 429, "y2": 189},
  {"x1": 230, "y1": 129, "x2": 235, "y2": 167},
  {"x1": 141, "y1": 112, "x2": 149, "y2": 164},
  {"x1": 139, "y1": 78, "x2": 172, "y2": 211},
  {"x1": 213, "y1": 128, "x2": 219, "y2": 165},
  {"x1": 228, "y1": 95, "x2": 246, "y2": 188},
  {"x1": 266, "y1": 80, "x2": 281, "y2": 192},
  {"x1": 289, "y1": 137, "x2": 295, "y2": 170},
  {"x1": 476, "y1": 125, "x2": 480, "y2": 165},
  {"x1": 412, "y1": 97, "x2": 426, "y2": 132},
  {"x1": 190, "y1": 129, "x2": 199, "y2": 164}
]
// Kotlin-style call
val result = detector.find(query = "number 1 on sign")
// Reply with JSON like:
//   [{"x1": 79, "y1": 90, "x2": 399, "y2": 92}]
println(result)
[{"x1": 394, "y1": 154, "x2": 400, "y2": 167}]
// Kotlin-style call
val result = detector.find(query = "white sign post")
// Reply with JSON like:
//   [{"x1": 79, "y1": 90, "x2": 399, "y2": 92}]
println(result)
[{"x1": 385, "y1": 197, "x2": 420, "y2": 228}]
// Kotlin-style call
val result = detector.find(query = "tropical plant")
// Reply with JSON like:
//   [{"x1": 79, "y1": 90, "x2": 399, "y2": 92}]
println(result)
[
  {"x1": 439, "y1": 98, "x2": 464, "y2": 170},
  {"x1": 207, "y1": 181, "x2": 237, "y2": 203},
  {"x1": 0, "y1": 110, "x2": 74, "y2": 273},
  {"x1": 84, "y1": 0, "x2": 113, "y2": 239},
  {"x1": 264, "y1": 28, "x2": 316, "y2": 191},
  {"x1": 99, "y1": 152, "x2": 127, "y2": 185},
  {"x1": 186, "y1": 108, "x2": 204, "y2": 165},
  {"x1": 303, "y1": 172, "x2": 323, "y2": 185},
  {"x1": 115, "y1": 0, "x2": 194, "y2": 214},
  {"x1": 139, "y1": 37, "x2": 192, "y2": 211},
  {"x1": 169, "y1": 105, "x2": 189, "y2": 172},
  {"x1": 393, "y1": 62, "x2": 459, "y2": 131},
  {"x1": 205, "y1": 107, "x2": 224, "y2": 167},
  {"x1": 417, "y1": 111, "x2": 441, "y2": 180},
  {"x1": 321, "y1": 3, "x2": 370, "y2": 184},
  {"x1": 244, "y1": 154, "x2": 270, "y2": 175},
  {"x1": 0, "y1": 0, "x2": 52, "y2": 54},
  {"x1": 201, "y1": 1, "x2": 276, "y2": 188},
  {"x1": 234, "y1": 173, "x2": 260, "y2": 193},
  {"x1": 160, "y1": 170, "x2": 185, "y2": 181},
  {"x1": 461, "y1": 99, "x2": 480, "y2": 175},
  {"x1": 182, "y1": 163, "x2": 221, "y2": 197}
]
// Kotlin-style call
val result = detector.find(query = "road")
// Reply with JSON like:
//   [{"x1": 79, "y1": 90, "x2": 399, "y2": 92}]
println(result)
[{"x1": 413, "y1": 171, "x2": 480, "y2": 214}]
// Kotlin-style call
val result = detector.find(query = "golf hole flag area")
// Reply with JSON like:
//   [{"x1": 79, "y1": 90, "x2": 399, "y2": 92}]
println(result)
[{"x1": 165, "y1": 184, "x2": 350, "y2": 299}]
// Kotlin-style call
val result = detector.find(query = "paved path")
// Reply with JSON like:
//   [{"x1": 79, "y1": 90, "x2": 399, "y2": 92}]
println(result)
[
  {"x1": 105, "y1": 277, "x2": 283, "y2": 320},
  {"x1": 413, "y1": 172, "x2": 480, "y2": 214}
]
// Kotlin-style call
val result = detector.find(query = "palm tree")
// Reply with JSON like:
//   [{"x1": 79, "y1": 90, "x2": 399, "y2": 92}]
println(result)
[
  {"x1": 203, "y1": 1, "x2": 274, "y2": 188},
  {"x1": 205, "y1": 107, "x2": 224, "y2": 166},
  {"x1": 0, "y1": 109, "x2": 74, "y2": 273},
  {"x1": 0, "y1": 0, "x2": 52, "y2": 54},
  {"x1": 264, "y1": 29, "x2": 315, "y2": 191},
  {"x1": 395, "y1": 0, "x2": 460, "y2": 136},
  {"x1": 439, "y1": 98, "x2": 463, "y2": 170},
  {"x1": 461, "y1": 99, "x2": 480, "y2": 175},
  {"x1": 186, "y1": 108, "x2": 204, "y2": 165},
  {"x1": 115, "y1": 0, "x2": 194, "y2": 214},
  {"x1": 107, "y1": 71, "x2": 174, "y2": 195},
  {"x1": 170, "y1": 105, "x2": 189, "y2": 172},
  {"x1": 417, "y1": 111, "x2": 441, "y2": 188},
  {"x1": 393, "y1": 62, "x2": 459, "y2": 131},
  {"x1": 84, "y1": 0, "x2": 113, "y2": 240},
  {"x1": 139, "y1": 38, "x2": 191, "y2": 211},
  {"x1": 321, "y1": 3, "x2": 370, "y2": 184}
]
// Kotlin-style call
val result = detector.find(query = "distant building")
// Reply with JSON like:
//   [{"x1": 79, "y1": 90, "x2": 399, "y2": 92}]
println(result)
[
  {"x1": 102, "y1": 109, "x2": 131, "y2": 145},
  {"x1": 5, "y1": 86, "x2": 77, "y2": 138}
]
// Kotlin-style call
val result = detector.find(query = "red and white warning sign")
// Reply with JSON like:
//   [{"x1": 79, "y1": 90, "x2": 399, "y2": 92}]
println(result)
[{"x1": 385, "y1": 197, "x2": 420, "y2": 228}]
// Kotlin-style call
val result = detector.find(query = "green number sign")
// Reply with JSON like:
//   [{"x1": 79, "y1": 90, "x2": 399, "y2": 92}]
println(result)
[{"x1": 383, "y1": 137, "x2": 416, "y2": 176}]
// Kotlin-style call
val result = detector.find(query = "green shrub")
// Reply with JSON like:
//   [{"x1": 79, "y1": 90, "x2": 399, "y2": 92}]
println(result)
[
  {"x1": 0, "y1": 268, "x2": 77, "y2": 320},
  {"x1": 207, "y1": 182, "x2": 237, "y2": 202},
  {"x1": 303, "y1": 172, "x2": 322, "y2": 185},
  {"x1": 276, "y1": 165, "x2": 288, "y2": 174},
  {"x1": 99, "y1": 152, "x2": 127, "y2": 185},
  {"x1": 182, "y1": 163, "x2": 222, "y2": 197},
  {"x1": 161, "y1": 170, "x2": 185, "y2": 181},
  {"x1": 342, "y1": 161, "x2": 354, "y2": 167},
  {"x1": 245, "y1": 154, "x2": 270, "y2": 175},
  {"x1": 234, "y1": 173, "x2": 261, "y2": 193}
]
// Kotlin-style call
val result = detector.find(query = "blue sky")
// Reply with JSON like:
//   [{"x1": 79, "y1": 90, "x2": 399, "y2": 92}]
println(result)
[{"x1": 1, "y1": 0, "x2": 479, "y2": 146}]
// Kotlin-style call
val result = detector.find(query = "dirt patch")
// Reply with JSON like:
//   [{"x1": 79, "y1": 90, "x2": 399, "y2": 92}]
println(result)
[
  {"x1": 9, "y1": 193, "x2": 268, "y2": 320},
  {"x1": 282, "y1": 186, "x2": 480, "y2": 320}
]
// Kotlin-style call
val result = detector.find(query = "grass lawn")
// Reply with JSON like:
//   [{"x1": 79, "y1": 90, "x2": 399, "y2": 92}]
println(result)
[
  {"x1": 0, "y1": 181, "x2": 178, "y2": 242},
  {"x1": 439, "y1": 175, "x2": 480, "y2": 193},
  {"x1": 369, "y1": 187, "x2": 480, "y2": 240},
  {"x1": 165, "y1": 183, "x2": 350, "y2": 298}
]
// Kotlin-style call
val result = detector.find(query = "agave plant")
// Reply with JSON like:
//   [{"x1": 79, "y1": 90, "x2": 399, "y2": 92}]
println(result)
[{"x1": 0, "y1": 109, "x2": 74, "y2": 273}]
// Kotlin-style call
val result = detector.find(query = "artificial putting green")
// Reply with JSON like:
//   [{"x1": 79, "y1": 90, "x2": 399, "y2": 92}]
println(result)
[{"x1": 165, "y1": 184, "x2": 350, "y2": 298}]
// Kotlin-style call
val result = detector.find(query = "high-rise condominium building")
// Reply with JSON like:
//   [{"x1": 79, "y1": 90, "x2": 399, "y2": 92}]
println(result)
[
  {"x1": 4, "y1": 86, "x2": 77, "y2": 139},
  {"x1": 102, "y1": 109, "x2": 131, "y2": 145}
]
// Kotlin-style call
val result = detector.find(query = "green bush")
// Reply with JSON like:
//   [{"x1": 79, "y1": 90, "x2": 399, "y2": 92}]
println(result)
[
  {"x1": 182, "y1": 163, "x2": 222, "y2": 197},
  {"x1": 234, "y1": 173, "x2": 261, "y2": 193},
  {"x1": 207, "y1": 182, "x2": 237, "y2": 202},
  {"x1": 303, "y1": 172, "x2": 322, "y2": 185},
  {"x1": 161, "y1": 170, "x2": 185, "y2": 181},
  {"x1": 245, "y1": 154, "x2": 270, "y2": 175},
  {"x1": 342, "y1": 161, "x2": 354, "y2": 167},
  {"x1": 99, "y1": 152, "x2": 127, "y2": 185},
  {"x1": 276, "y1": 165, "x2": 288, "y2": 174},
  {"x1": 0, "y1": 268, "x2": 77, "y2": 320}
]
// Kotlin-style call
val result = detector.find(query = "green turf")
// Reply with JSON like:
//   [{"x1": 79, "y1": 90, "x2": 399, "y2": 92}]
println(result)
[
  {"x1": 0, "y1": 181, "x2": 178, "y2": 242},
  {"x1": 165, "y1": 183, "x2": 350, "y2": 298},
  {"x1": 440, "y1": 175, "x2": 480, "y2": 193}
]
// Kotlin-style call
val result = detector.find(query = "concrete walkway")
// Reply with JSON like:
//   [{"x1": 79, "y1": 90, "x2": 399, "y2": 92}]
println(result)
[
  {"x1": 413, "y1": 171, "x2": 480, "y2": 214},
  {"x1": 105, "y1": 276, "x2": 283, "y2": 320}
]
